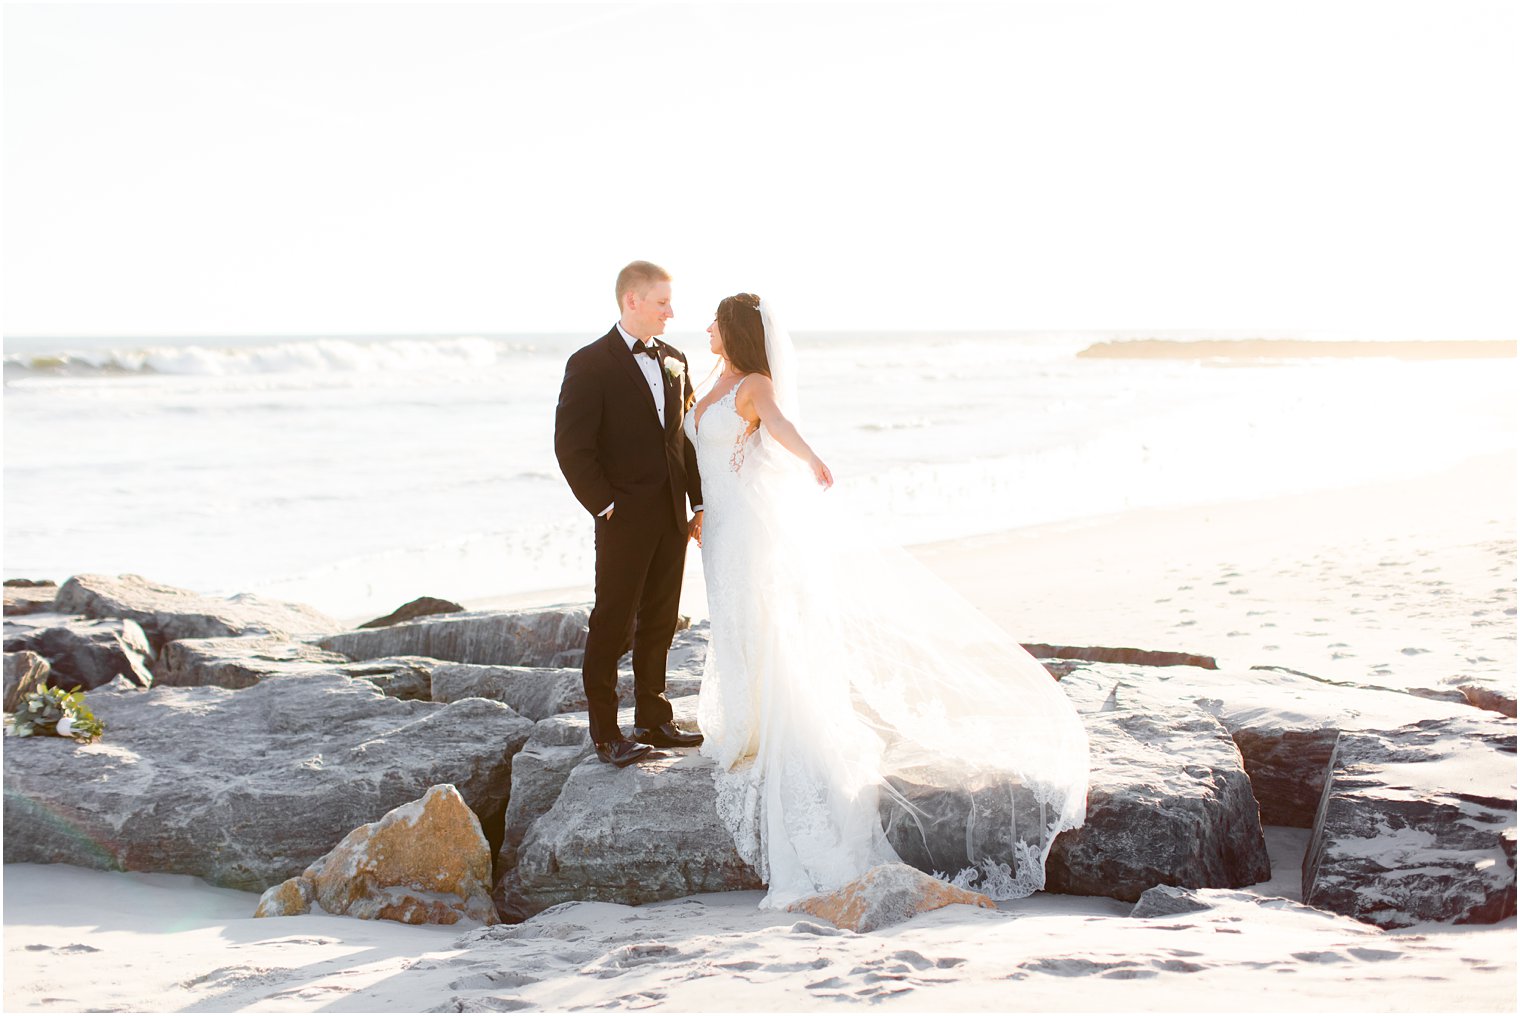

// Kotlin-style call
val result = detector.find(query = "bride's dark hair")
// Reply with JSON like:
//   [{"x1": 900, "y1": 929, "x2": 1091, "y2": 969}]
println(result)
[{"x1": 716, "y1": 293, "x2": 770, "y2": 378}]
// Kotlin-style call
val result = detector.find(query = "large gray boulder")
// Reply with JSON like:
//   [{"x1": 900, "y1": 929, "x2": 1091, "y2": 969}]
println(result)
[
  {"x1": 1302, "y1": 714, "x2": 1517, "y2": 929},
  {"x1": 504, "y1": 745, "x2": 763, "y2": 920},
  {"x1": 496, "y1": 698, "x2": 703, "y2": 874},
  {"x1": 1058, "y1": 662, "x2": 1478, "y2": 827},
  {"x1": 54, "y1": 573, "x2": 340, "y2": 652},
  {"x1": 318, "y1": 604, "x2": 701, "y2": 672},
  {"x1": 319, "y1": 604, "x2": 594, "y2": 667},
  {"x1": 3, "y1": 617, "x2": 155, "y2": 691},
  {"x1": 2, "y1": 672, "x2": 533, "y2": 891},
  {"x1": 433, "y1": 663, "x2": 702, "y2": 720},
  {"x1": 153, "y1": 634, "x2": 350, "y2": 688},
  {"x1": 154, "y1": 634, "x2": 437, "y2": 699},
  {"x1": 1042, "y1": 706, "x2": 1272, "y2": 902}
]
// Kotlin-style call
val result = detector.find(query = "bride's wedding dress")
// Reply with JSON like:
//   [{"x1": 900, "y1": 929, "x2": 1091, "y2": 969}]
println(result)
[{"x1": 684, "y1": 304, "x2": 1090, "y2": 911}]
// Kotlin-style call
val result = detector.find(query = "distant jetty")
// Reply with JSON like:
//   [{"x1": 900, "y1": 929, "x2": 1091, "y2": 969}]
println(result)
[{"x1": 1075, "y1": 339, "x2": 1517, "y2": 360}]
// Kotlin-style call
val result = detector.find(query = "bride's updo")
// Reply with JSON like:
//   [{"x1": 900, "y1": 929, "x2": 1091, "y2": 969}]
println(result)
[{"x1": 716, "y1": 293, "x2": 770, "y2": 378}]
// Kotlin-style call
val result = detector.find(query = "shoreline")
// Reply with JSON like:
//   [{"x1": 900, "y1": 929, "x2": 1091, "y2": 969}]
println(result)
[{"x1": 418, "y1": 449, "x2": 1516, "y2": 648}]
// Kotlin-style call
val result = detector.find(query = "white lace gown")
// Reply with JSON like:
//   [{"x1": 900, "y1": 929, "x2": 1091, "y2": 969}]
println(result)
[
  {"x1": 685, "y1": 379, "x2": 1091, "y2": 910},
  {"x1": 685, "y1": 383, "x2": 902, "y2": 910}
]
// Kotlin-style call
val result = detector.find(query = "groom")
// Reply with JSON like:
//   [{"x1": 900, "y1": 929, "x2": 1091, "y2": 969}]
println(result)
[{"x1": 553, "y1": 261, "x2": 705, "y2": 767}]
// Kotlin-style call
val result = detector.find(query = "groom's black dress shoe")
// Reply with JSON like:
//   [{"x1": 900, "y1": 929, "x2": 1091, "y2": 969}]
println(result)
[
  {"x1": 630, "y1": 722, "x2": 704, "y2": 748},
  {"x1": 594, "y1": 738, "x2": 653, "y2": 768}
]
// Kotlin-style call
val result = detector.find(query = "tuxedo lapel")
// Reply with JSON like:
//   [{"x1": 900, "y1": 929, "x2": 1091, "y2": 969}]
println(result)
[
  {"x1": 602, "y1": 326, "x2": 663, "y2": 431},
  {"x1": 655, "y1": 342, "x2": 682, "y2": 440}
]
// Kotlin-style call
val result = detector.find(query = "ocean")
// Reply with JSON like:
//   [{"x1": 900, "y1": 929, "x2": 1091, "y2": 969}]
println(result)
[{"x1": 4, "y1": 330, "x2": 1515, "y2": 621}]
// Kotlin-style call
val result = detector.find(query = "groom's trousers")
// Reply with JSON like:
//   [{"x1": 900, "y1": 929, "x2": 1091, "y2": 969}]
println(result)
[{"x1": 582, "y1": 507, "x2": 686, "y2": 744}]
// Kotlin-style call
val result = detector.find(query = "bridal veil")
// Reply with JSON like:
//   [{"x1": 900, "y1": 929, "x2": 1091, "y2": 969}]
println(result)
[{"x1": 710, "y1": 299, "x2": 1091, "y2": 899}]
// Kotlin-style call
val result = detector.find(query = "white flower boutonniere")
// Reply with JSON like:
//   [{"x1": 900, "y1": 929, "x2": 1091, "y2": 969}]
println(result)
[{"x1": 662, "y1": 355, "x2": 685, "y2": 381}]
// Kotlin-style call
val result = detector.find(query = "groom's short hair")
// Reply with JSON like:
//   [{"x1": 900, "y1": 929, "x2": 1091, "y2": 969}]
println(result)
[{"x1": 616, "y1": 261, "x2": 672, "y2": 309}]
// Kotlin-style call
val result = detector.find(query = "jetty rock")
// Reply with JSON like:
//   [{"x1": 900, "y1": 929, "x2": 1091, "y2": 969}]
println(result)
[
  {"x1": 256, "y1": 783, "x2": 498, "y2": 926},
  {"x1": 54, "y1": 573, "x2": 340, "y2": 652},
  {"x1": 3, "y1": 672, "x2": 532, "y2": 892}
]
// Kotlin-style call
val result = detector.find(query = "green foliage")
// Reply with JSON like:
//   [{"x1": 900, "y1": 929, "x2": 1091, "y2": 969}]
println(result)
[{"x1": 9, "y1": 684, "x2": 104, "y2": 742}]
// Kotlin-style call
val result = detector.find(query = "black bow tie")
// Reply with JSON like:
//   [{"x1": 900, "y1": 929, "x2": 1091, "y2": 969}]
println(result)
[{"x1": 633, "y1": 341, "x2": 660, "y2": 360}]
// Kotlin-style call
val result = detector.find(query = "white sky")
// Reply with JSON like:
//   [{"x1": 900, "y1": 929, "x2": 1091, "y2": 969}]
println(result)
[{"x1": 4, "y1": 1, "x2": 1517, "y2": 338}]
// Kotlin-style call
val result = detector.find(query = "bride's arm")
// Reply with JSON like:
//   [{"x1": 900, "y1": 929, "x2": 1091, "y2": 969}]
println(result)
[{"x1": 737, "y1": 375, "x2": 834, "y2": 488}]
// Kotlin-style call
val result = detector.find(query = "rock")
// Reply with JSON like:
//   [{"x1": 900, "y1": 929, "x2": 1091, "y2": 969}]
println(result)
[
  {"x1": 494, "y1": 699, "x2": 704, "y2": 919},
  {"x1": 504, "y1": 736, "x2": 760, "y2": 919},
  {"x1": 1059, "y1": 662, "x2": 1479, "y2": 827},
  {"x1": 433, "y1": 664, "x2": 702, "y2": 720},
  {"x1": 334, "y1": 657, "x2": 435, "y2": 700},
  {"x1": 2, "y1": 672, "x2": 534, "y2": 891},
  {"x1": 154, "y1": 635, "x2": 351, "y2": 688},
  {"x1": 320, "y1": 604, "x2": 697, "y2": 671},
  {"x1": 254, "y1": 874, "x2": 314, "y2": 916},
  {"x1": 3, "y1": 617, "x2": 155, "y2": 691},
  {"x1": 153, "y1": 634, "x2": 437, "y2": 699},
  {"x1": 1129, "y1": 884, "x2": 1213, "y2": 918},
  {"x1": 787, "y1": 862, "x2": 996, "y2": 932},
  {"x1": 1302, "y1": 714, "x2": 1517, "y2": 929},
  {"x1": 54, "y1": 573, "x2": 340, "y2": 653},
  {"x1": 1043, "y1": 707, "x2": 1272, "y2": 902},
  {"x1": 1442, "y1": 674, "x2": 1517, "y2": 719},
  {"x1": 255, "y1": 784, "x2": 498, "y2": 925},
  {"x1": 4, "y1": 585, "x2": 58, "y2": 616},
  {"x1": 1023, "y1": 643, "x2": 1217, "y2": 669},
  {"x1": 4, "y1": 651, "x2": 51, "y2": 712},
  {"x1": 360, "y1": 596, "x2": 467, "y2": 630},
  {"x1": 4, "y1": 578, "x2": 57, "y2": 587},
  {"x1": 433, "y1": 665, "x2": 585, "y2": 719},
  {"x1": 320, "y1": 604, "x2": 593, "y2": 667}
]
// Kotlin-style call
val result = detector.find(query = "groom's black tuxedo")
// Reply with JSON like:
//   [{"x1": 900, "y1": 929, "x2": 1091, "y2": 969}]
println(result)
[{"x1": 554, "y1": 325, "x2": 704, "y2": 744}]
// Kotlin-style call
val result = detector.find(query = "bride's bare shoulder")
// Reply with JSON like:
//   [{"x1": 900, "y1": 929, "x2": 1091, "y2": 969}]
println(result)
[{"x1": 736, "y1": 372, "x2": 775, "y2": 396}]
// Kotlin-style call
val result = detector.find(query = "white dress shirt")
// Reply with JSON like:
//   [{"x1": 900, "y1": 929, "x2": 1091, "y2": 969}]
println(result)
[{"x1": 599, "y1": 323, "x2": 702, "y2": 519}]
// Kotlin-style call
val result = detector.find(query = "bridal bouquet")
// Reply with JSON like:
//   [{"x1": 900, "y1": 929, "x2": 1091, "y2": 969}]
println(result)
[{"x1": 8, "y1": 685, "x2": 104, "y2": 741}]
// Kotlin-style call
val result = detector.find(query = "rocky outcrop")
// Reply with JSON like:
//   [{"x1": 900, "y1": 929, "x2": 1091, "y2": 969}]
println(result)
[
  {"x1": 3, "y1": 617, "x2": 155, "y2": 690},
  {"x1": 433, "y1": 664, "x2": 702, "y2": 720},
  {"x1": 1302, "y1": 715, "x2": 1517, "y2": 929},
  {"x1": 788, "y1": 862, "x2": 995, "y2": 932},
  {"x1": 503, "y1": 746, "x2": 760, "y2": 919},
  {"x1": 1058, "y1": 662, "x2": 1479, "y2": 827},
  {"x1": 319, "y1": 605, "x2": 700, "y2": 672},
  {"x1": 153, "y1": 634, "x2": 350, "y2": 688},
  {"x1": 1023, "y1": 644, "x2": 1217, "y2": 669},
  {"x1": 360, "y1": 596, "x2": 466, "y2": 630},
  {"x1": 54, "y1": 573, "x2": 340, "y2": 652},
  {"x1": 319, "y1": 605, "x2": 593, "y2": 668},
  {"x1": 496, "y1": 698, "x2": 702, "y2": 880},
  {"x1": 255, "y1": 784, "x2": 498, "y2": 925},
  {"x1": 4, "y1": 583, "x2": 58, "y2": 616},
  {"x1": 1043, "y1": 707, "x2": 1271, "y2": 902},
  {"x1": 1443, "y1": 674, "x2": 1517, "y2": 719},
  {"x1": 153, "y1": 634, "x2": 436, "y2": 699},
  {"x1": 2, "y1": 672, "x2": 533, "y2": 891},
  {"x1": 4, "y1": 651, "x2": 51, "y2": 711}
]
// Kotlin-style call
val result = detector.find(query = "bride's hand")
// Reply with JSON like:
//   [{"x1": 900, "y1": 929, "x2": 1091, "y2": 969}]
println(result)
[{"x1": 810, "y1": 455, "x2": 834, "y2": 489}]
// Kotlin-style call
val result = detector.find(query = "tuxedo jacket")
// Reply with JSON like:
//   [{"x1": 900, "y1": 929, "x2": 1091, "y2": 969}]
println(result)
[{"x1": 554, "y1": 325, "x2": 704, "y2": 529}]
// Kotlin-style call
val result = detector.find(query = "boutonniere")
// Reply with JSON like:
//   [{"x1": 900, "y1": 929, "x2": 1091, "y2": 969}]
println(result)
[{"x1": 662, "y1": 355, "x2": 685, "y2": 382}]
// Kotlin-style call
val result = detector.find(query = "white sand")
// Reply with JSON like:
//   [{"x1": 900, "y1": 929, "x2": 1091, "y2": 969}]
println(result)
[
  {"x1": 6, "y1": 450, "x2": 1514, "y2": 1012},
  {"x1": 3, "y1": 826, "x2": 1514, "y2": 1012}
]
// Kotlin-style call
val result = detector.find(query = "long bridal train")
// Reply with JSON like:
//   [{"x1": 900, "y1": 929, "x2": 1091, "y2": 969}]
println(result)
[{"x1": 687, "y1": 365, "x2": 1091, "y2": 909}]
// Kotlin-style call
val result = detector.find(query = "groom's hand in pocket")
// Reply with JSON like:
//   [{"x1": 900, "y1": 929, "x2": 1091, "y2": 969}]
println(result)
[{"x1": 688, "y1": 510, "x2": 703, "y2": 547}]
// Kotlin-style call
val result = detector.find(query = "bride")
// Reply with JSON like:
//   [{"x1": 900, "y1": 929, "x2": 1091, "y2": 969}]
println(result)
[{"x1": 682, "y1": 292, "x2": 1091, "y2": 911}]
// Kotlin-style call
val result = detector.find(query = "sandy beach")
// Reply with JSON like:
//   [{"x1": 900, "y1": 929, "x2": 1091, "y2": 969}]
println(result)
[{"x1": 4, "y1": 448, "x2": 1514, "y2": 1012}]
